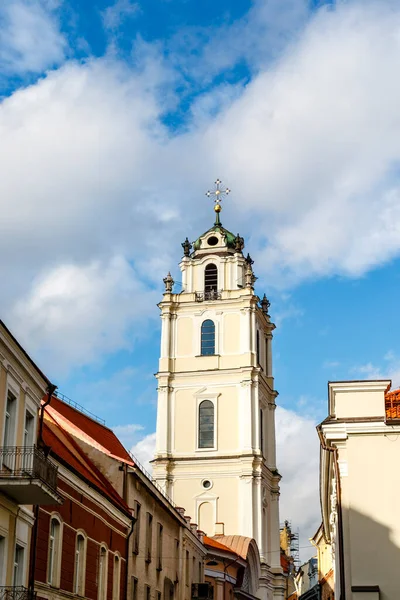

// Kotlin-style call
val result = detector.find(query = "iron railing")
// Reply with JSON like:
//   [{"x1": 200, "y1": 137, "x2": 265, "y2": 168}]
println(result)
[
  {"x1": 0, "y1": 446, "x2": 58, "y2": 491},
  {"x1": 0, "y1": 587, "x2": 37, "y2": 600},
  {"x1": 195, "y1": 290, "x2": 222, "y2": 302},
  {"x1": 53, "y1": 391, "x2": 106, "y2": 425}
]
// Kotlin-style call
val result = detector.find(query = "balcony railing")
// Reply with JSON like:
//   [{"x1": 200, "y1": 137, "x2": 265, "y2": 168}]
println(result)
[
  {"x1": 0, "y1": 588, "x2": 36, "y2": 600},
  {"x1": 385, "y1": 390, "x2": 400, "y2": 421},
  {"x1": 195, "y1": 290, "x2": 222, "y2": 302},
  {"x1": 0, "y1": 446, "x2": 60, "y2": 504}
]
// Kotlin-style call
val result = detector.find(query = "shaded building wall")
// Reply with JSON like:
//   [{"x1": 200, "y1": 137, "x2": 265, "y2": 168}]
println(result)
[{"x1": 34, "y1": 468, "x2": 130, "y2": 600}]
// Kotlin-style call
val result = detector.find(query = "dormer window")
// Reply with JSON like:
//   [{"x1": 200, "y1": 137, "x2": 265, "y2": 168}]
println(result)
[
  {"x1": 205, "y1": 264, "x2": 218, "y2": 293},
  {"x1": 207, "y1": 236, "x2": 219, "y2": 246}
]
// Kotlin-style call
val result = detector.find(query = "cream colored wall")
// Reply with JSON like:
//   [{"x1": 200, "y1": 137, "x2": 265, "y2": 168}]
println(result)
[
  {"x1": 0, "y1": 325, "x2": 49, "y2": 587},
  {"x1": 340, "y1": 433, "x2": 400, "y2": 598},
  {"x1": 329, "y1": 381, "x2": 389, "y2": 419}
]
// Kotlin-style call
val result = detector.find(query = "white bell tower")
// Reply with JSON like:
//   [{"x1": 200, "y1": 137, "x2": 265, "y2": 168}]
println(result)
[{"x1": 152, "y1": 181, "x2": 284, "y2": 599}]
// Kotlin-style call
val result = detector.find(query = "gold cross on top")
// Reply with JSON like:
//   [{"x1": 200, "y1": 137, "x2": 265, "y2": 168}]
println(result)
[{"x1": 206, "y1": 179, "x2": 231, "y2": 216}]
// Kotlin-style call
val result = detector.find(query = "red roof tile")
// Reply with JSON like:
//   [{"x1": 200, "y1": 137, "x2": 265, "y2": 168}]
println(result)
[
  {"x1": 46, "y1": 396, "x2": 134, "y2": 465},
  {"x1": 43, "y1": 409, "x2": 131, "y2": 515}
]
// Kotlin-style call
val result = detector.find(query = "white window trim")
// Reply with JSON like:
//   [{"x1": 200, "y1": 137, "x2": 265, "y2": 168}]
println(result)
[
  {"x1": 47, "y1": 513, "x2": 63, "y2": 588},
  {"x1": 98, "y1": 543, "x2": 109, "y2": 600},
  {"x1": 195, "y1": 313, "x2": 220, "y2": 356},
  {"x1": 74, "y1": 530, "x2": 87, "y2": 596},
  {"x1": 3, "y1": 375, "x2": 20, "y2": 448},
  {"x1": 195, "y1": 393, "x2": 219, "y2": 452},
  {"x1": 112, "y1": 552, "x2": 121, "y2": 600},
  {"x1": 13, "y1": 540, "x2": 27, "y2": 587}
]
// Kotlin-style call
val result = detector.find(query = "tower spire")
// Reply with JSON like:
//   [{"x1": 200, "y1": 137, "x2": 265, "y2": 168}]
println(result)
[{"x1": 205, "y1": 178, "x2": 231, "y2": 225}]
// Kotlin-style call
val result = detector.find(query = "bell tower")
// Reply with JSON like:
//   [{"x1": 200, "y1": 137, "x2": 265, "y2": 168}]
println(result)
[{"x1": 152, "y1": 181, "x2": 284, "y2": 598}]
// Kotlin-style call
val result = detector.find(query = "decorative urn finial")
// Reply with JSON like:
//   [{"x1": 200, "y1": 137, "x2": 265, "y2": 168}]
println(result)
[
  {"x1": 181, "y1": 237, "x2": 192, "y2": 257},
  {"x1": 261, "y1": 294, "x2": 271, "y2": 316},
  {"x1": 234, "y1": 233, "x2": 244, "y2": 253},
  {"x1": 245, "y1": 253, "x2": 254, "y2": 266},
  {"x1": 163, "y1": 272, "x2": 174, "y2": 293},
  {"x1": 245, "y1": 263, "x2": 255, "y2": 289}
]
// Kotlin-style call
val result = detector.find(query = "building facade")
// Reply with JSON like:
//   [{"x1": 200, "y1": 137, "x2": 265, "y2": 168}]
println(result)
[
  {"x1": 152, "y1": 195, "x2": 284, "y2": 599},
  {"x1": 33, "y1": 403, "x2": 132, "y2": 600},
  {"x1": 318, "y1": 379, "x2": 400, "y2": 599},
  {"x1": 44, "y1": 395, "x2": 207, "y2": 600},
  {"x1": 0, "y1": 321, "x2": 61, "y2": 597}
]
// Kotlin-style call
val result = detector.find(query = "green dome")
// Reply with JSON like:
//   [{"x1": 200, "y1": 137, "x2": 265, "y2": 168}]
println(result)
[{"x1": 193, "y1": 223, "x2": 237, "y2": 251}]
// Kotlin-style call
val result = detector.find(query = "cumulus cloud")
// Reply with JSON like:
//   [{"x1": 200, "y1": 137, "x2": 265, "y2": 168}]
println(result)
[
  {"x1": 102, "y1": 0, "x2": 140, "y2": 32},
  {"x1": 3, "y1": 0, "x2": 400, "y2": 370},
  {"x1": 130, "y1": 432, "x2": 156, "y2": 472},
  {"x1": 11, "y1": 256, "x2": 158, "y2": 372},
  {"x1": 352, "y1": 351, "x2": 400, "y2": 388},
  {"x1": 0, "y1": 0, "x2": 67, "y2": 75}
]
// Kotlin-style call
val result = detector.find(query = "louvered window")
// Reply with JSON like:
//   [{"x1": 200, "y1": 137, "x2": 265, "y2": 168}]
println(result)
[{"x1": 204, "y1": 264, "x2": 218, "y2": 292}]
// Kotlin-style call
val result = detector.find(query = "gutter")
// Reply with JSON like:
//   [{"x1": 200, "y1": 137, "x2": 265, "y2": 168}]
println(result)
[
  {"x1": 29, "y1": 383, "x2": 57, "y2": 597},
  {"x1": 317, "y1": 425, "x2": 346, "y2": 600},
  {"x1": 39, "y1": 383, "x2": 57, "y2": 452},
  {"x1": 125, "y1": 516, "x2": 137, "y2": 600}
]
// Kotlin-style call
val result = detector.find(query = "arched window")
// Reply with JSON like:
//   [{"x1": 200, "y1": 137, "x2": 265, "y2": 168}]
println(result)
[
  {"x1": 201, "y1": 320, "x2": 215, "y2": 355},
  {"x1": 204, "y1": 264, "x2": 218, "y2": 293},
  {"x1": 113, "y1": 554, "x2": 121, "y2": 600},
  {"x1": 198, "y1": 400, "x2": 214, "y2": 448},
  {"x1": 74, "y1": 533, "x2": 86, "y2": 595},
  {"x1": 98, "y1": 545, "x2": 108, "y2": 600},
  {"x1": 48, "y1": 516, "x2": 62, "y2": 586}
]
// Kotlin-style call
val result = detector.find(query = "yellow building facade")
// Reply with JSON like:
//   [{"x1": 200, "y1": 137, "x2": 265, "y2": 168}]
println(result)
[
  {"x1": 152, "y1": 197, "x2": 284, "y2": 600},
  {"x1": 0, "y1": 321, "x2": 60, "y2": 595}
]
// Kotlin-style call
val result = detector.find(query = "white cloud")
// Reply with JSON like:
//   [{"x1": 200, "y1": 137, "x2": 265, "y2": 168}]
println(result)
[
  {"x1": 130, "y1": 432, "x2": 156, "y2": 473},
  {"x1": 112, "y1": 422, "x2": 144, "y2": 449},
  {"x1": 352, "y1": 351, "x2": 400, "y2": 388},
  {"x1": 11, "y1": 256, "x2": 158, "y2": 373},
  {"x1": 275, "y1": 406, "x2": 320, "y2": 561},
  {"x1": 0, "y1": 0, "x2": 67, "y2": 75},
  {"x1": 102, "y1": 0, "x2": 140, "y2": 32},
  {"x1": 3, "y1": 1, "x2": 400, "y2": 371}
]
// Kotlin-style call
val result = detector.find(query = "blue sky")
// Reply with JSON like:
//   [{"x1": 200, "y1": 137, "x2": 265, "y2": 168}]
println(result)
[{"x1": 1, "y1": 0, "x2": 400, "y2": 553}]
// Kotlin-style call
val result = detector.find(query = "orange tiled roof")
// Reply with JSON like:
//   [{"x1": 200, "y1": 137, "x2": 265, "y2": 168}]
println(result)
[
  {"x1": 46, "y1": 396, "x2": 134, "y2": 465},
  {"x1": 212, "y1": 535, "x2": 251, "y2": 560},
  {"x1": 385, "y1": 388, "x2": 400, "y2": 420},
  {"x1": 43, "y1": 409, "x2": 131, "y2": 515},
  {"x1": 204, "y1": 536, "x2": 239, "y2": 557}
]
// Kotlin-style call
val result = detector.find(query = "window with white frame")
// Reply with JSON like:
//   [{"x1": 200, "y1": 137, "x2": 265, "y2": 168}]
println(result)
[
  {"x1": 48, "y1": 517, "x2": 62, "y2": 586},
  {"x1": 4, "y1": 391, "x2": 17, "y2": 447},
  {"x1": 74, "y1": 533, "x2": 86, "y2": 595},
  {"x1": 24, "y1": 410, "x2": 35, "y2": 448},
  {"x1": 113, "y1": 554, "x2": 121, "y2": 600},
  {"x1": 198, "y1": 400, "x2": 214, "y2": 449},
  {"x1": 13, "y1": 544, "x2": 24, "y2": 586},
  {"x1": 98, "y1": 545, "x2": 108, "y2": 600}
]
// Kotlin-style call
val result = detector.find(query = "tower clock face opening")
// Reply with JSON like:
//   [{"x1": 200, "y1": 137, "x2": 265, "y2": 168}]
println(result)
[{"x1": 207, "y1": 236, "x2": 219, "y2": 246}]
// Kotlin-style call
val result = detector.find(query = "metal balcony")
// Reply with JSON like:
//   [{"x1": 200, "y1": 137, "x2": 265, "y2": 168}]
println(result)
[
  {"x1": 195, "y1": 290, "x2": 222, "y2": 302},
  {"x1": 0, "y1": 588, "x2": 36, "y2": 600},
  {"x1": 0, "y1": 446, "x2": 62, "y2": 505}
]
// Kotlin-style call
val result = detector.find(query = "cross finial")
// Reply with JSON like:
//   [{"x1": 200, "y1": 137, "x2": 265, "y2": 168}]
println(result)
[{"x1": 205, "y1": 178, "x2": 231, "y2": 225}]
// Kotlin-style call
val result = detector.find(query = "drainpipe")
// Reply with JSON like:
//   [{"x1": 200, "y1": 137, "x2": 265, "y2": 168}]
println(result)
[
  {"x1": 317, "y1": 426, "x2": 346, "y2": 600},
  {"x1": 29, "y1": 383, "x2": 56, "y2": 597},
  {"x1": 125, "y1": 516, "x2": 137, "y2": 600}
]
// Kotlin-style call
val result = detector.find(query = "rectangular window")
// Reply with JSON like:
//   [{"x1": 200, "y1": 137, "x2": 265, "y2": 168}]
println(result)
[
  {"x1": 0, "y1": 536, "x2": 6, "y2": 586},
  {"x1": 265, "y1": 338, "x2": 269, "y2": 374},
  {"x1": 74, "y1": 535, "x2": 85, "y2": 595},
  {"x1": 4, "y1": 391, "x2": 17, "y2": 448},
  {"x1": 24, "y1": 410, "x2": 35, "y2": 448},
  {"x1": 132, "y1": 578, "x2": 138, "y2": 600},
  {"x1": 156, "y1": 592, "x2": 161, "y2": 600},
  {"x1": 13, "y1": 544, "x2": 24, "y2": 587},
  {"x1": 198, "y1": 400, "x2": 214, "y2": 449},
  {"x1": 133, "y1": 502, "x2": 141, "y2": 555},
  {"x1": 256, "y1": 330, "x2": 260, "y2": 366},
  {"x1": 156, "y1": 523, "x2": 163, "y2": 571},
  {"x1": 260, "y1": 408, "x2": 264, "y2": 457},
  {"x1": 198, "y1": 561, "x2": 202, "y2": 581},
  {"x1": 185, "y1": 550, "x2": 189, "y2": 586},
  {"x1": 98, "y1": 547, "x2": 107, "y2": 600},
  {"x1": 145, "y1": 513, "x2": 153, "y2": 563},
  {"x1": 145, "y1": 585, "x2": 151, "y2": 600}
]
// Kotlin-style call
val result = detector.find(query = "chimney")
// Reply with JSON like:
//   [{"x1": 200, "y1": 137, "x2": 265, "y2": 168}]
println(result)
[
  {"x1": 197, "y1": 530, "x2": 205, "y2": 544},
  {"x1": 190, "y1": 523, "x2": 198, "y2": 535},
  {"x1": 176, "y1": 507, "x2": 186, "y2": 517},
  {"x1": 215, "y1": 523, "x2": 225, "y2": 535}
]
